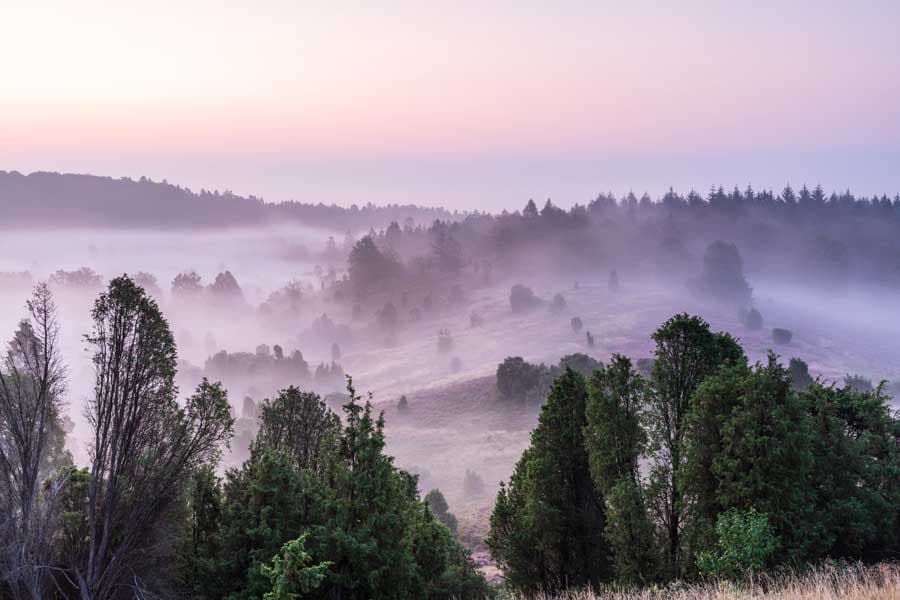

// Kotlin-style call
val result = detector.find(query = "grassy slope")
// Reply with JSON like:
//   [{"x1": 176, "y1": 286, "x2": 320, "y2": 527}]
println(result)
[{"x1": 511, "y1": 564, "x2": 900, "y2": 599}]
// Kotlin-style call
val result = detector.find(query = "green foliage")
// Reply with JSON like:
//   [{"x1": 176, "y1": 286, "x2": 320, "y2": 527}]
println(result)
[
  {"x1": 177, "y1": 466, "x2": 228, "y2": 599},
  {"x1": 697, "y1": 509, "x2": 778, "y2": 580},
  {"x1": 496, "y1": 356, "x2": 546, "y2": 402},
  {"x1": 584, "y1": 355, "x2": 659, "y2": 583},
  {"x1": 585, "y1": 355, "x2": 645, "y2": 491},
  {"x1": 558, "y1": 353, "x2": 601, "y2": 378},
  {"x1": 802, "y1": 382, "x2": 900, "y2": 561},
  {"x1": 603, "y1": 479, "x2": 659, "y2": 585},
  {"x1": 487, "y1": 368, "x2": 612, "y2": 593},
  {"x1": 253, "y1": 387, "x2": 341, "y2": 477},
  {"x1": 261, "y1": 534, "x2": 330, "y2": 600},
  {"x1": 218, "y1": 449, "x2": 326, "y2": 599},
  {"x1": 646, "y1": 314, "x2": 744, "y2": 578},
  {"x1": 681, "y1": 355, "x2": 815, "y2": 565}
]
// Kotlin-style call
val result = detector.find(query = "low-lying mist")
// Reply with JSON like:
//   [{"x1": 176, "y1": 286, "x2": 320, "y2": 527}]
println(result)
[{"x1": 1, "y1": 219, "x2": 897, "y2": 479}]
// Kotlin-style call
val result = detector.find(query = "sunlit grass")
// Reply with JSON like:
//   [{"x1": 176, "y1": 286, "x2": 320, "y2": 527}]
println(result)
[{"x1": 505, "y1": 563, "x2": 900, "y2": 600}]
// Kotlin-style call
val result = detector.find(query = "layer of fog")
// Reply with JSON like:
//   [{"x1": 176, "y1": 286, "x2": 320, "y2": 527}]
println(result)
[{"x1": 1, "y1": 225, "x2": 898, "y2": 472}]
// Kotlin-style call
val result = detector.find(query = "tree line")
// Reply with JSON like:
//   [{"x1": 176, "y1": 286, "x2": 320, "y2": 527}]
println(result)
[
  {"x1": 0, "y1": 277, "x2": 487, "y2": 599},
  {"x1": 487, "y1": 314, "x2": 900, "y2": 594},
  {"x1": 349, "y1": 184, "x2": 900, "y2": 299},
  {"x1": 0, "y1": 171, "x2": 456, "y2": 231}
]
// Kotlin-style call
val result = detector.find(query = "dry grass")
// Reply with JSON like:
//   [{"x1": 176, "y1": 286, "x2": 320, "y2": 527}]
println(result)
[{"x1": 507, "y1": 563, "x2": 900, "y2": 600}]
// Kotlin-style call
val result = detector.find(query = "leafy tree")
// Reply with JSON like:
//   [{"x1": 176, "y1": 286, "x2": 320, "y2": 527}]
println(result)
[
  {"x1": 557, "y1": 353, "x2": 601, "y2": 378},
  {"x1": 496, "y1": 357, "x2": 546, "y2": 402},
  {"x1": 133, "y1": 271, "x2": 162, "y2": 297},
  {"x1": 254, "y1": 387, "x2": 341, "y2": 477},
  {"x1": 348, "y1": 237, "x2": 402, "y2": 298},
  {"x1": 72, "y1": 277, "x2": 234, "y2": 600},
  {"x1": 210, "y1": 270, "x2": 244, "y2": 302},
  {"x1": 47, "y1": 267, "x2": 102, "y2": 291},
  {"x1": 0, "y1": 284, "x2": 68, "y2": 600},
  {"x1": 645, "y1": 314, "x2": 743, "y2": 578},
  {"x1": 172, "y1": 270, "x2": 203, "y2": 297},
  {"x1": 487, "y1": 369, "x2": 611, "y2": 593}
]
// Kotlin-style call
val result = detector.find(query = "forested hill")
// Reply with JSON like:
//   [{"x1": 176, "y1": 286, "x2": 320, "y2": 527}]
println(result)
[{"x1": 0, "y1": 170, "x2": 457, "y2": 231}]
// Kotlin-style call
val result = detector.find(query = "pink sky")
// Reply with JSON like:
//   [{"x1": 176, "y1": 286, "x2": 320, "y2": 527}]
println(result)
[{"x1": 3, "y1": 1, "x2": 900, "y2": 209}]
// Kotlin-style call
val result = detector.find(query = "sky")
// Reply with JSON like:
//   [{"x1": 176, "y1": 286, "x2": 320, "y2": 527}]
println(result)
[{"x1": 2, "y1": 0, "x2": 900, "y2": 210}]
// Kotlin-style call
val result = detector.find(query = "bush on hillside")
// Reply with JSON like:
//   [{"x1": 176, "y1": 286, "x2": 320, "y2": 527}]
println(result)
[
  {"x1": 510, "y1": 284, "x2": 541, "y2": 312},
  {"x1": 772, "y1": 328, "x2": 793, "y2": 344},
  {"x1": 739, "y1": 307, "x2": 763, "y2": 330},
  {"x1": 496, "y1": 356, "x2": 546, "y2": 401}
]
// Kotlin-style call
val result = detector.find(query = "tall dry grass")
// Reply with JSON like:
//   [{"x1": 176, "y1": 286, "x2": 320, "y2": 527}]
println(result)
[{"x1": 508, "y1": 563, "x2": 900, "y2": 600}]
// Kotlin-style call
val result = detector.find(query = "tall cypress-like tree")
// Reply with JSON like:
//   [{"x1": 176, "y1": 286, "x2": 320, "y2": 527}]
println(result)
[
  {"x1": 584, "y1": 355, "x2": 658, "y2": 583},
  {"x1": 645, "y1": 314, "x2": 743, "y2": 578},
  {"x1": 488, "y1": 368, "x2": 611, "y2": 593}
]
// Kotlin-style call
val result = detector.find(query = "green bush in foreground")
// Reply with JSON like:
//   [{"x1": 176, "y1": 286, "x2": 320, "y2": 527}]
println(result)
[{"x1": 697, "y1": 509, "x2": 779, "y2": 580}]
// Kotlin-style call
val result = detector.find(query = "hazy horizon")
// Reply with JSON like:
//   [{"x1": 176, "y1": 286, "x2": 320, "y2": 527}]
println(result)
[{"x1": 4, "y1": 1, "x2": 900, "y2": 210}]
